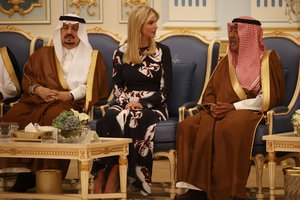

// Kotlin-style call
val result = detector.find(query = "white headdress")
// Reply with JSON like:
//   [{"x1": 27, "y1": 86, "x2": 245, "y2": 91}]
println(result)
[{"x1": 53, "y1": 14, "x2": 92, "y2": 89}]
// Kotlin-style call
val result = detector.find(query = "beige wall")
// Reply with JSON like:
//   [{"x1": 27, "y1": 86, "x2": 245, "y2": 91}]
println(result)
[{"x1": 0, "y1": 0, "x2": 299, "y2": 40}]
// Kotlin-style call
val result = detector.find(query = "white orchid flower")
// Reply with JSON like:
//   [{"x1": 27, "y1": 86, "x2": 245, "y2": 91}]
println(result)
[
  {"x1": 78, "y1": 112, "x2": 90, "y2": 122},
  {"x1": 71, "y1": 109, "x2": 79, "y2": 117}
]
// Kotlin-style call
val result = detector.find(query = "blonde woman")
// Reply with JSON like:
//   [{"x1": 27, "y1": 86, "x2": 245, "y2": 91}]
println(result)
[{"x1": 92, "y1": 6, "x2": 172, "y2": 195}]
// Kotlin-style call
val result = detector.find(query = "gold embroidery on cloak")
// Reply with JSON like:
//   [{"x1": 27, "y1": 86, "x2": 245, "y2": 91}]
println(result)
[
  {"x1": 261, "y1": 50, "x2": 272, "y2": 112},
  {"x1": 55, "y1": 54, "x2": 70, "y2": 90},
  {"x1": 84, "y1": 50, "x2": 98, "y2": 112},
  {"x1": 228, "y1": 55, "x2": 247, "y2": 100},
  {"x1": 0, "y1": 47, "x2": 20, "y2": 92},
  {"x1": 249, "y1": 51, "x2": 271, "y2": 159},
  {"x1": 249, "y1": 114, "x2": 264, "y2": 159}
]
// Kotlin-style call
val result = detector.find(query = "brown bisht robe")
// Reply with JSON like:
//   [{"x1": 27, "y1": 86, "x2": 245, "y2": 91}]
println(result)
[
  {"x1": 176, "y1": 50, "x2": 284, "y2": 200},
  {"x1": 0, "y1": 46, "x2": 108, "y2": 177}
]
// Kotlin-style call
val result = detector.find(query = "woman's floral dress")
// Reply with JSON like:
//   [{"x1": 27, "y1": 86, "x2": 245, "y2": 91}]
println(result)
[{"x1": 92, "y1": 42, "x2": 172, "y2": 195}]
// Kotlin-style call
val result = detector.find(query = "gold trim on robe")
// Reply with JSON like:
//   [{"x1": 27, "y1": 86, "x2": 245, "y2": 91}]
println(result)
[
  {"x1": 0, "y1": 47, "x2": 21, "y2": 92},
  {"x1": 84, "y1": 50, "x2": 98, "y2": 112},
  {"x1": 55, "y1": 55, "x2": 70, "y2": 90},
  {"x1": 228, "y1": 55, "x2": 247, "y2": 100},
  {"x1": 261, "y1": 50, "x2": 272, "y2": 112}
]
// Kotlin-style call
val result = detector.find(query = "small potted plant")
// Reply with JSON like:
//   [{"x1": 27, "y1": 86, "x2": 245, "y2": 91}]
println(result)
[
  {"x1": 52, "y1": 109, "x2": 89, "y2": 143},
  {"x1": 291, "y1": 109, "x2": 300, "y2": 135}
]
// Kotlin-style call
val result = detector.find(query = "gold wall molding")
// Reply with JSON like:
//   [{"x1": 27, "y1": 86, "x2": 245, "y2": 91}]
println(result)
[
  {"x1": 124, "y1": 0, "x2": 148, "y2": 7},
  {"x1": 69, "y1": 0, "x2": 97, "y2": 16},
  {"x1": 0, "y1": 0, "x2": 42, "y2": 16},
  {"x1": 119, "y1": 0, "x2": 151, "y2": 23},
  {"x1": 64, "y1": 0, "x2": 102, "y2": 23}
]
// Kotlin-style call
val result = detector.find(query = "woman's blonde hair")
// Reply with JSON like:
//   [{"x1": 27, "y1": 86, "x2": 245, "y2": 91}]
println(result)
[{"x1": 123, "y1": 5, "x2": 159, "y2": 64}]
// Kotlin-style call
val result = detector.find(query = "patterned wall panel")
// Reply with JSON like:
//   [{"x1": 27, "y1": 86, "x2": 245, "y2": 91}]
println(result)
[
  {"x1": 163, "y1": 0, "x2": 217, "y2": 28},
  {"x1": 64, "y1": 0, "x2": 103, "y2": 24},
  {"x1": 0, "y1": 0, "x2": 50, "y2": 24},
  {"x1": 119, "y1": 0, "x2": 152, "y2": 23},
  {"x1": 251, "y1": 0, "x2": 299, "y2": 27}
]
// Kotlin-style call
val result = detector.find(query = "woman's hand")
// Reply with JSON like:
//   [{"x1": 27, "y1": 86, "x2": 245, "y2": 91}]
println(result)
[
  {"x1": 125, "y1": 101, "x2": 143, "y2": 110},
  {"x1": 210, "y1": 102, "x2": 235, "y2": 119}
]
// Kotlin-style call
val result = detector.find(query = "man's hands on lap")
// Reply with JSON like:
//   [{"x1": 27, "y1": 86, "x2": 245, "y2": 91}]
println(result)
[
  {"x1": 34, "y1": 86, "x2": 73, "y2": 102},
  {"x1": 55, "y1": 91, "x2": 73, "y2": 102},
  {"x1": 210, "y1": 102, "x2": 235, "y2": 119}
]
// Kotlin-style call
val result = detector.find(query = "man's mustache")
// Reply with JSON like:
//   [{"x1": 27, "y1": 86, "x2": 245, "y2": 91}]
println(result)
[{"x1": 64, "y1": 34, "x2": 74, "y2": 39}]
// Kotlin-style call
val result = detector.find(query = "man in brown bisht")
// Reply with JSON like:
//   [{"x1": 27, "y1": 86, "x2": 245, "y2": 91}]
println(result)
[
  {"x1": 0, "y1": 14, "x2": 108, "y2": 192},
  {"x1": 174, "y1": 16, "x2": 285, "y2": 200}
]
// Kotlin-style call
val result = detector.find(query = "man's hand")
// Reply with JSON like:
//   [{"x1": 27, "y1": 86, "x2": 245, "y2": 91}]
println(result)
[
  {"x1": 125, "y1": 101, "x2": 143, "y2": 110},
  {"x1": 34, "y1": 86, "x2": 59, "y2": 102},
  {"x1": 210, "y1": 102, "x2": 235, "y2": 119},
  {"x1": 55, "y1": 91, "x2": 74, "y2": 102}
]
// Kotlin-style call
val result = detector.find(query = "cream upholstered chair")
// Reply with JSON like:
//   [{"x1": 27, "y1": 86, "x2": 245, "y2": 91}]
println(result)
[
  {"x1": 250, "y1": 32, "x2": 300, "y2": 199},
  {"x1": 0, "y1": 26, "x2": 45, "y2": 117},
  {"x1": 152, "y1": 30, "x2": 220, "y2": 198}
]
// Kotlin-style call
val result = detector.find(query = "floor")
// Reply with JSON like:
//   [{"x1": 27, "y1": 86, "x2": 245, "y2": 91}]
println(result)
[{"x1": 0, "y1": 159, "x2": 294, "y2": 200}]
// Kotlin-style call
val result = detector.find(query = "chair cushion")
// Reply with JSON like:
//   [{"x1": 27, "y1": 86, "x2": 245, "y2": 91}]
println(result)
[
  {"x1": 254, "y1": 124, "x2": 268, "y2": 146},
  {"x1": 154, "y1": 119, "x2": 177, "y2": 143},
  {"x1": 167, "y1": 62, "x2": 196, "y2": 117}
]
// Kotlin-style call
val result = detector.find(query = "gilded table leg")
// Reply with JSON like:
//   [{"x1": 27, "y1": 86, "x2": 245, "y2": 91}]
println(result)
[
  {"x1": 80, "y1": 160, "x2": 90, "y2": 200},
  {"x1": 119, "y1": 155, "x2": 128, "y2": 200},
  {"x1": 268, "y1": 152, "x2": 276, "y2": 200}
]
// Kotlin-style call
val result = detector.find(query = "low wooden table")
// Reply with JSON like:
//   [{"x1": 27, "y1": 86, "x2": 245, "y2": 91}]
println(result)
[
  {"x1": 263, "y1": 132, "x2": 300, "y2": 200},
  {"x1": 0, "y1": 137, "x2": 132, "y2": 200}
]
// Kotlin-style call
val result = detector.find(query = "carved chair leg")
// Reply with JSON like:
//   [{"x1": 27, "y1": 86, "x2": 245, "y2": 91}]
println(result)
[
  {"x1": 253, "y1": 154, "x2": 265, "y2": 199},
  {"x1": 153, "y1": 149, "x2": 177, "y2": 199},
  {"x1": 168, "y1": 149, "x2": 177, "y2": 199}
]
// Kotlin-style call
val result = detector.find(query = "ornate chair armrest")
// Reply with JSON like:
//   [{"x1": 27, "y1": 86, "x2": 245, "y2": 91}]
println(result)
[
  {"x1": 265, "y1": 105, "x2": 291, "y2": 135},
  {"x1": 270, "y1": 106, "x2": 289, "y2": 115},
  {"x1": 178, "y1": 102, "x2": 198, "y2": 122},
  {"x1": 88, "y1": 99, "x2": 109, "y2": 119},
  {"x1": 97, "y1": 99, "x2": 117, "y2": 117},
  {"x1": 0, "y1": 97, "x2": 20, "y2": 117},
  {"x1": 90, "y1": 91, "x2": 116, "y2": 119},
  {"x1": 265, "y1": 106, "x2": 289, "y2": 122}
]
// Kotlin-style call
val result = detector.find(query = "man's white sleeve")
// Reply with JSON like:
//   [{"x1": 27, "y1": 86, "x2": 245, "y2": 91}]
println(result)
[
  {"x1": 70, "y1": 84, "x2": 86, "y2": 101},
  {"x1": 0, "y1": 60, "x2": 19, "y2": 101},
  {"x1": 233, "y1": 94, "x2": 262, "y2": 111}
]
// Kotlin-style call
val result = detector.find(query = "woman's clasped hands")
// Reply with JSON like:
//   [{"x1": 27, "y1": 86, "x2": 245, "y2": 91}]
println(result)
[{"x1": 125, "y1": 101, "x2": 143, "y2": 110}]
